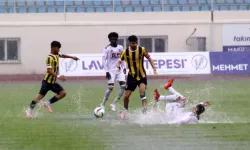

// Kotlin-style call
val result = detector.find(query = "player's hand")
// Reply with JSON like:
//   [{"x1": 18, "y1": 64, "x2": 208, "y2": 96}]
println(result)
[
  {"x1": 72, "y1": 56, "x2": 79, "y2": 61},
  {"x1": 58, "y1": 75, "x2": 66, "y2": 82},
  {"x1": 123, "y1": 68, "x2": 126, "y2": 74},
  {"x1": 202, "y1": 101, "x2": 210, "y2": 106},
  {"x1": 153, "y1": 69, "x2": 157, "y2": 75},
  {"x1": 106, "y1": 72, "x2": 111, "y2": 80}
]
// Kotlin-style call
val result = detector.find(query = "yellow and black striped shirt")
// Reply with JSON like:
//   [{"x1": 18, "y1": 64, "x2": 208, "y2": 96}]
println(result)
[
  {"x1": 43, "y1": 54, "x2": 59, "y2": 84},
  {"x1": 120, "y1": 46, "x2": 150, "y2": 80}
]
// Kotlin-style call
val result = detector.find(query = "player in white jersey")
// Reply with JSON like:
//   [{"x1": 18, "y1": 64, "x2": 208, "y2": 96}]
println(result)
[
  {"x1": 154, "y1": 79, "x2": 210, "y2": 124},
  {"x1": 100, "y1": 32, "x2": 126, "y2": 111}
]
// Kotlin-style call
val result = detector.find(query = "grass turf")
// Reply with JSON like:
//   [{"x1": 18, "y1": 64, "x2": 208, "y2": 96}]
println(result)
[{"x1": 0, "y1": 79, "x2": 250, "y2": 150}]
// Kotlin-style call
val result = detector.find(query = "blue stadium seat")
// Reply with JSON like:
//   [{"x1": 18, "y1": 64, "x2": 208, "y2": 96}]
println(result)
[
  {"x1": 36, "y1": 1, "x2": 44, "y2": 6},
  {"x1": 76, "y1": 7, "x2": 85, "y2": 12},
  {"x1": 191, "y1": 6, "x2": 200, "y2": 11},
  {"x1": 75, "y1": 1, "x2": 83, "y2": 6},
  {"x1": 17, "y1": 1, "x2": 25, "y2": 6},
  {"x1": 18, "y1": 7, "x2": 27, "y2": 13},
  {"x1": 172, "y1": 6, "x2": 181, "y2": 11},
  {"x1": 55, "y1": 1, "x2": 64, "y2": 6},
  {"x1": 125, "y1": 7, "x2": 133, "y2": 12},
  {"x1": 169, "y1": 0, "x2": 178, "y2": 4},
  {"x1": 94, "y1": 0, "x2": 102, "y2": 6},
  {"x1": 150, "y1": 0, "x2": 159, "y2": 5},
  {"x1": 0, "y1": 8, "x2": 7, "y2": 13},
  {"x1": 66, "y1": 1, "x2": 73, "y2": 6},
  {"x1": 246, "y1": 0, "x2": 250, "y2": 3},
  {"x1": 103, "y1": 0, "x2": 111, "y2": 6},
  {"x1": 131, "y1": 0, "x2": 140, "y2": 5},
  {"x1": 198, "y1": 0, "x2": 207, "y2": 4},
  {"x1": 201, "y1": 5, "x2": 209, "y2": 10},
  {"x1": 9, "y1": 7, "x2": 15, "y2": 13},
  {"x1": 141, "y1": 0, "x2": 149, "y2": 5},
  {"x1": 164, "y1": 5, "x2": 171, "y2": 11},
  {"x1": 220, "y1": 5, "x2": 229, "y2": 10},
  {"x1": 106, "y1": 7, "x2": 113, "y2": 12},
  {"x1": 212, "y1": 5, "x2": 219, "y2": 10},
  {"x1": 144, "y1": 6, "x2": 152, "y2": 11},
  {"x1": 7, "y1": 1, "x2": 14, "y2": 7},
  {"x1": 28, "y1": 7, "x2": 37, "y2": 13},
  {"x1": 114, "y1": 0, "x2": 121, "y2": 5},
  {"x1": 134, "y1": 7, "x2": 142, "y2": 12},
  {"x1": 57, "y1": 7, "x2": 64, "y2": 12},
  {"x1": 179, "y1": 0, "x2": 188, "y2": 4},
  {"x1": 96, "y1": 7, "x2": 104, "y2": 12},
  {"x1": 48, "y1": 7, "x2": 56, "y2": 13},
  {"x1": 182, "y1": 6, "x2": 190, "y2": 11},
  {"x1": 216, "y1": 0, "x2": 224, "y2": 4},
  {"x1": 0, "y1": 2, "x2": 5, "y2": 7},
  {"x1": 230, "y1": 5, "x2": 238, "y2": 10},
  {"x1": 226, "y1": 0, "x2": 234, "y2": 4},
  {"x1": 27, "y1": 1, "x2": 35, "y2": 6},
  {"x1": 115, "y1": 7, "x2": 123, "y2": 12},
  {"x1": 122, "y1": 0, "x2": 130, "y2": 5},
  {"x1": 188, "y1": 0, "x2": 197, "y2": 4},
  {"x1": 67, "y1": 7, "x2": 75, "y2": 12},
  {"x1": 153, "y1": 6, "x2": 161, "y2": 11},
  {"x1": 235, "y1": 0, "x2": 243, "y2": 4},
  {"x1": 86, "y1": 7, "x2": 94, "y2": 12},
  {"x1": 239, "y1": 5, "x2": 247, "y2": 10},
  {"x1": 45, "y1": 0, "x2": 54, "y2": 6},
  {"x1": 84, "y1": 1, "x2": 93, "y2": 6}
]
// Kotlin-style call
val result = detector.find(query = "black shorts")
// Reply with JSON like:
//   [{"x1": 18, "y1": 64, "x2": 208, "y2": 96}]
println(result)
[
  {"x1": 39, "y1": 80, "x2": 64, "y2": 96},
  {"x1": 126, "y1": 74, "x2": 147, "y2": 92}
]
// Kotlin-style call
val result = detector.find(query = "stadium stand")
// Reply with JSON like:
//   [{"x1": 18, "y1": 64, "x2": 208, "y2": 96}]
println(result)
[{"x1": 0, "y1": 0, "x2": 249, "y2": 13}]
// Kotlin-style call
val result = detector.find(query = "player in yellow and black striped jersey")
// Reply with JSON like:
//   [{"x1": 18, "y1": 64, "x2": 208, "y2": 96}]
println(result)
[
  {"x1": 25, "y1": 41, "x2": 79, "y2": 118},
  {"x1": 116, "y1": 35, "x2": 157, "y2": 119}
]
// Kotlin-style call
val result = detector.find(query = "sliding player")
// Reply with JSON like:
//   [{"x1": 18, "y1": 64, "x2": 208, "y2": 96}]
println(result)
[
  {"x1": 100, "y1": 32, "x2": 126, "y2": 111},
  {"x1": 25, "y1": 41, "x2": 79, "y2": 118},
  {"x1": 154, "y1": 79, "x2": 210, "y2": 124}
]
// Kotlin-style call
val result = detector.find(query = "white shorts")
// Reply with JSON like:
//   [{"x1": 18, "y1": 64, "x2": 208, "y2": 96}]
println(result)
[{"x1": 108, "y1": 71, "x2": 126, "y2": 84}]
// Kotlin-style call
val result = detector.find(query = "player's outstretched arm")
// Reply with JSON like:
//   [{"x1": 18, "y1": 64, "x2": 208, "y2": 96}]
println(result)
[
  {"x1": 148, "y1": 57, "x2": 157, "y2": 75},
  {"x1": 59, "y1": 54, "x2": 79, "y2": 61}
]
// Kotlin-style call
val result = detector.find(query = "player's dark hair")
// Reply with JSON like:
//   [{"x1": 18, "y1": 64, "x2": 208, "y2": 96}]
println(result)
[
  {"x1": 108, "y1": 32, "x2": 119, "y2": 39},
  {"x1": 51, "y1": 41, "x2": 61, "y2": 48},
  {"x1": 196, "y1": 104, "x2": 205, "y2": 118},
  {"x1": 128, "y1": 35, "x2": 138, "y2": 42}
]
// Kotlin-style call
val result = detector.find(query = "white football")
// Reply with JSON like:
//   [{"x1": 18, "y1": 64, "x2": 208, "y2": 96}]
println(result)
[{"x1": 94, "y1": 107, "x2": 105, "y2": 118}]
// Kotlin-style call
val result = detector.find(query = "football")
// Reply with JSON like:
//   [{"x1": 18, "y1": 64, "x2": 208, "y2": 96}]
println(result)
[{"x1": 94, "y1": 107, "x2": 105, "y2": 118}]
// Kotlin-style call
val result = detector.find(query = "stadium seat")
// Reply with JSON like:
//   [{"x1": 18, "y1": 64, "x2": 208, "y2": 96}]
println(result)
[
  {"x1": 239, "y1": 5, "x2": 247, "y2": 10},
  {"x1": 172, "y1": 6, "x2": 181, "y2": 11},
  {"x1": 94, "y1": 0, "x2": 102, "y2": 6},
  {"x1": 9, "y1": 7, "x2": 15, "y2": 13},
  {"x1": 96, "y1": 7, "x2": 104, "y2": 12},
  {"x1": 75, "y1": 1, "x2": 83, "y2": 6},
  {"x1": 57, "y1": 7, "x2": 64, "y2": 12},
  {"x1": 55, "y1": 1, "x2": 64, "y2": 6},
  {"x1": 230, "y1": 5, "x2": 238, "y2": 10},
  {"x1": 201, "y1": 5, "x2": 210, "y2": 10},
  {"x1": 18, "y1": 7, "x2": 27, "y2": 13},
  {"x1": 17, "y1": 1, "x2": 26, "y2": 6},
  {"x1": 191, "y1": 6, "x2": 199, "y2": 11},
  {"x1": 48, "y1": 7, "x2": 56, "y2": 13},
  {"x1": 103, "y1": 0, "x2": 111, "y2": 6},
  {"x1": 0, "y1": 1, "x2": 5, "y2": 7},
  {"x1": 115, "y1": 7, "x2": 123, "y2": 12},
  {"x1": 182, "y1": 6, "x2": 190, "y2": 11},
  {"x1": 28, "y1": 7, "x2": 37, "y2": 13},
  {"x1": 67, "y1": 7, "x2": 75, "y2": 12},
  {"x1": 150, "y1": 0, "x2": 159, "y2": 5},
  {"x1": 164, "y1": 5, "x2": 171, "y2": 11},
  {"x1": 169, "y1": 0, "x2": 178, "y2": 4},
  {"x1": 226, "y1": 0, "x2": 234, "y2": 4},
  {"x1": 0, "y1": 8, "x2": 6, "y2": 13},
  {"x1": 106, "y1": 7, "x2": 113, "y2": 12},
  {"x1": 153, "y1": 6, "x2": 161, "y2": 11},
  {"x1": 216, "y1": 0, "x2": 224, "y2": 4},
  {"x1": 141, "y1": 0, "x2": 149, "y2": 5},
  {"x1": 125, "y1": 7, "x2": 133, "y2": 12},
  {"x1": 122, "y1": 0, "x2": 130, "y2": 5},
  {"x1": 144, "y1": 6, "x2": 152, "y2": 11},
  {"x1": 188, "y1": 0, "x2": 197, "y2": 4},
  {"x1": 36, "y1": 1, "x2": 44, "y2": 6},
  {"x1": 246, "y1": 0, "x2": 250, "y2": 3},
  {"x1": 7, "y1": 1, "x2": 14, "y2": 7},
  {"x1": 45, "y1": 0, "x2": 54, "y2": 6},
  {"x1": 27, "y1": 1, "x2": 35, "y2": 6},
  {"x1": 66, "y1": 1, "x2": 73, "y2": 6},
  {"x1": 235, "y1": 0, "x2": 243, "y2": 4},
  {"x1": 134, "y1": 7, "x2": 142, "y2": 12},
  {"x1": 131, "y1": 0, "x2": 140, "y2": 5},
  {"x1": 212, "y1": 5, "x2": 219, "y2": 10},
  {"x1": 114, "y1": 0, "x2": 121, "y2": 5},
  {"x1": 198, "y1": 0, "x2": 207, "y2": 4},
  {"x1": 84, "y1": 1, "x2": 93, "y2": 6},
  {"x1": 76, "y1": 7, "x2": 85, "y2": 12},
  {"x1": 220, "y1": 5, "x2": 229, "y2": 10},
  {"x1": 86, "y1": 7, "x2": 94, "y2": 12},
  {"x1": 179, "y1": 0, "x2": 188, "y2": 4}
]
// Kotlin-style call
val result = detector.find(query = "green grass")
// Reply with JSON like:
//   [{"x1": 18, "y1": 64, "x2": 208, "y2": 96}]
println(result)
[{"x1": 0, "y1": 79, "x2": 250, "y2": 150}]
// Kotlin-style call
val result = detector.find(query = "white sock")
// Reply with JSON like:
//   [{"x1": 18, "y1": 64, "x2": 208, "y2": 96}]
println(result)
[
  {"x1": 159, "y1": 95, "x2": 178, "y2": 101},
  {"x1": 168, "y1": 87, "x2": 184, "y2": 98}
]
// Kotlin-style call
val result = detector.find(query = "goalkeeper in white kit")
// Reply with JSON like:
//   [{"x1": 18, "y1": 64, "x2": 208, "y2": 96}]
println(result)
[
  {"x1": 154, "y1": 79, "x2": 210, "y2": 124},
  {"x1": 100, "y1": 32, "x2": 126, "y2": 111}
]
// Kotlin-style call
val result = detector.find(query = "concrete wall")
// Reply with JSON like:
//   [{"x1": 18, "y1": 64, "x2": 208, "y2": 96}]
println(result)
[{"x1": 0, "y1": 11, "x2": 250, "y2": 74}]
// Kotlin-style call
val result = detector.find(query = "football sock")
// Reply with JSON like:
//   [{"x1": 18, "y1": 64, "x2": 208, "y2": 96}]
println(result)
[
  {"x1": 48, "y1": 96, "x2": 59, "y2": 104},
  {"x1": 29, "y1": 100, "x2": 37, "y2": 109},
  {"x1": 112, "y1": 85, "x2": 125, "y2": 104},
  {"x1": 168, "y1": 87, "x2": 184, "y2": 98},
  {"x1": 102, "y1": 88, "x2": 113, "y2": 105},
  {"x1": 159, "y1": 95, "x2": 177, "y2": 101}
]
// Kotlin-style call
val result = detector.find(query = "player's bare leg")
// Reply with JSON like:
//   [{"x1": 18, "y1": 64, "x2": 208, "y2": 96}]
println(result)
[
  {"x1": 139, "y1": 83, "x2": 147, "y2": 114},
  {"x1": 110, "y1": 81, "x2": 126, "y2": 111},
  {"x1": 120, "y1": 90, "x2": 132, "y2": 120},
  {"x1": 26, "y1": 94, "x2": 44, "y2": 118},
  {"x1": 44, "y1": 90, "x2": 67, "y2": 113},
  {"x1": 101, "y1": 83, "x2": 114, "y2": 108}
]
